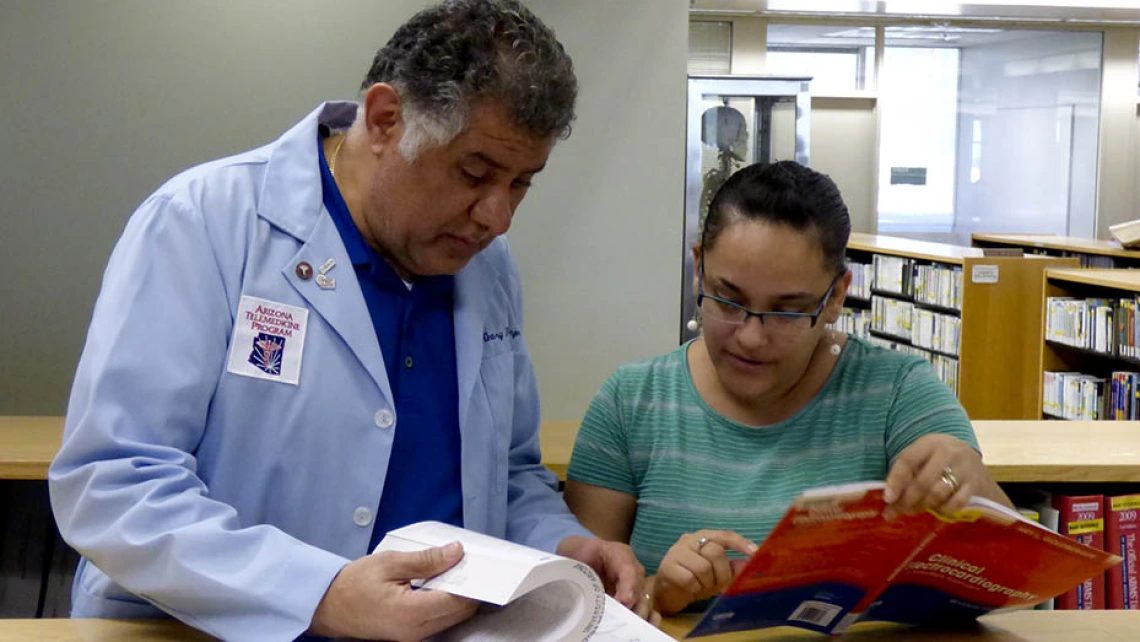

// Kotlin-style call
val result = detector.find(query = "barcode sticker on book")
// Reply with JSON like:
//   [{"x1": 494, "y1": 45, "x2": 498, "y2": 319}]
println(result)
[{"x1": 787, "y1": 601, "x2": 842, "y2": 627}]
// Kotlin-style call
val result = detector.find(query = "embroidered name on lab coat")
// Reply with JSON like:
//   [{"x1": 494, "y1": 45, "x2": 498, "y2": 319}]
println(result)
[
  {"x1": 483, "y1": 326, "x2": 521, "y2": 343},
  {"x1": 226, "y1": 296, "x2": 309, "y2": 385}
]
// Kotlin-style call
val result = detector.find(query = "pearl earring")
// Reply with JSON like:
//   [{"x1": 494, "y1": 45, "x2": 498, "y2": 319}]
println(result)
[
  {"x1": 830, "y1": 343, "x2": 842, "y2": 356},
  {"x1": 686, "y1": 318, "x2": 700, "y2": 332}
]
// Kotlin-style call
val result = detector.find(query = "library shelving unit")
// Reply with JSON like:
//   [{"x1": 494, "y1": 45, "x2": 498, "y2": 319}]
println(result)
[
  {"x1": 972, "y1": 233, "x2": 1140, "y2": 268},
  {"x1": 846, "y1": 233, "x2": 1078, "y2": 420},
  {"x1": 1039, "y1": 268, "x2": 1140, "y2": 421}
]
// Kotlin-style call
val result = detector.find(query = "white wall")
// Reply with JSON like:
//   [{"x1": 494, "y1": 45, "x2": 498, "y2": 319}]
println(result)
[
  {"x1": 812, "y1": 97, "x2": 878, "y2": 233},
  {"x1": 0, "y1": 0, "x2": 690, "y2": 418},
  {"x1": 511, "y1": 0, "x2": 689, "y2": 419}
]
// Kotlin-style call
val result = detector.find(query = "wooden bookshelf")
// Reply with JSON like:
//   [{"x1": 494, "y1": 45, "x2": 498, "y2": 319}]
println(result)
[
  {"x1": 846, "y1": 233, "x2": 1078, "y2": 419},
  {"x1": 1039, "y1": 268, "x2": 1140, "y2": 420},
  {"x1": 850, "y1": 232, "x2": 984, "y2": 264},
  {"x1": 972, "y1": 233, "x2": 1140, "y2": 268}
]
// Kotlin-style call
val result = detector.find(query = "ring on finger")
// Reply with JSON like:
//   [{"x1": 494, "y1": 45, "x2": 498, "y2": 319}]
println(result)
[
  {"x1": 940, "y1": 466, "x2": 960, "y2": 494},
  {"x1": 696, "y1": 536, "x2": 709, "y2": 550}
]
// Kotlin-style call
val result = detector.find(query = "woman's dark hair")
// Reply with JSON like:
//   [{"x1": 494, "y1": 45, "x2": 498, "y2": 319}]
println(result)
[{"x1": 702, "y1": 161, "x2": 850, "y2": 275}]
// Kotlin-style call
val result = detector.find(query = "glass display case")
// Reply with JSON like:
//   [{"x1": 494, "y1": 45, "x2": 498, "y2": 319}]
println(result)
[{"x1": 681, "y1": 76, "x2": 812, "y2": 343}]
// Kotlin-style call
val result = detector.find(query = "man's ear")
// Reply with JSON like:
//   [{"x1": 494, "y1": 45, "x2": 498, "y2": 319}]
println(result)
[{"x1": 360, "y1": 83, "x2": 404, "y2": 154}]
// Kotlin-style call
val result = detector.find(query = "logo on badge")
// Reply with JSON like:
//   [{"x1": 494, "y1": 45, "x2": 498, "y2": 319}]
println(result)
[{"x1": 249, "y1": 332, "x2": 286, "y2": 375}]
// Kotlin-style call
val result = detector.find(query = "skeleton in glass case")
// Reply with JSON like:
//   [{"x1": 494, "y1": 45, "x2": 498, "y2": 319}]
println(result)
[{"x1": 699, "y1": 102, "x2": 749, "y2": 228}]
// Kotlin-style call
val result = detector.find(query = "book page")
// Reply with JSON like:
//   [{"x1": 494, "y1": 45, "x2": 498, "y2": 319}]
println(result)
[
  {"x1": 592, "y1": 596, "x2": 675, "y2": 642},
  {"x1": 374, "y1": 521, "x2": 571, "y2": 605},
  {"x1": 375, "y1": 522, "x2": 604, "y2": 642},
  {"x1": 429, "y1": 579, "x2": 594, "y2": 642}
]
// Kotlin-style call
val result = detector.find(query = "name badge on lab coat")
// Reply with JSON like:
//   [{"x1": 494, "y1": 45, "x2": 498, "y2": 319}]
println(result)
[{"x1": 226, "y1": 296, "x2": 309, "y2": 385}]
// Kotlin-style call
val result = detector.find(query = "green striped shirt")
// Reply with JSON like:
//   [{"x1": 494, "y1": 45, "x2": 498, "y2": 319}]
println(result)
[{"x1": 567, "y1": 336, "x2": 978, "y2": 576}]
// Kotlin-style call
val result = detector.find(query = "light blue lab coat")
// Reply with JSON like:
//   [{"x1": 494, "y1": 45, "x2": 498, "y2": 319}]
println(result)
[{"x1": 49, "y1": 102, "x2": 591, "y2": 641}]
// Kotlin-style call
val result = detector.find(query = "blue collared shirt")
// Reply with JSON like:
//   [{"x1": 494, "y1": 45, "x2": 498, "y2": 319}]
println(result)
[{"x1": 318, "y1": 133, "x2": 464, "y2": 549}]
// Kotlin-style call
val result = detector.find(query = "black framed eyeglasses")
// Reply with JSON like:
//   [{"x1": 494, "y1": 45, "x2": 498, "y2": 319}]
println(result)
[{"x1": 697, "y1": 260, "x2": 844, "y2": 332}]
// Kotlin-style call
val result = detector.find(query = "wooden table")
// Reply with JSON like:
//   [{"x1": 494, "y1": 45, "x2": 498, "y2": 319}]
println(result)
[
  {"x1": 10, "y1": 417, "x2": 1140, "y2": 485},
  {"x1": 974, "y1": 420, "x2": 1140, "y2": 483},
  {"x1": 1, "y1": 612, "x2": 1138, "y2": 641},
  {"x1": 0, "y1": 619, "x2": 212, "y2": 642},
  {"x1": 662, "y1": 611, "x2": 1140, "y2": 640},
  {"x1": 539, "y1": 419, "x2": 579, "y2": 480},
  {"x1": 0, "y1": 416, "x2": 63, "y2": 479},
  {"x1": 540, "y1": 420, "x2": 1140, "y2": 483}
]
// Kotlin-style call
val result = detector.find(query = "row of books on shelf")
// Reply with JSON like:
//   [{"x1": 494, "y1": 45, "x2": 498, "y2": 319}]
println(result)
[
  {"x1": 848, "y1": 262, "x2": 873, "y2": 300},
  {"x1": 913, "y1": 263, "x2": 963, "y2": 310},
  {"x1": 1013, "y1": 491, "x2": 1139, "y2": 610},
  {"x1": 1046, "y1": 297, "x2": 1120, "y2": 355},
  {"x1": 855, "y1": 256, "x2": 963, "y2": 311},
  {"x1": 867, "y1": 335, "x2": 960, "y2": 395},
  {"x1": 872, "y1": 296, "x2": 961, "y2": 356},
  {"x1": 1043, "y1": 370, "x2": 1140, "y2": 421},
  {"x1": 832, "y1": 308, "x2": 870, "y2": 339},
  {"x1": 1016, "y1": 247, "x2": 1119, "y2": 269},
  {"x1": 832, "y1": 310, "x2": 959, "y2": 394}
]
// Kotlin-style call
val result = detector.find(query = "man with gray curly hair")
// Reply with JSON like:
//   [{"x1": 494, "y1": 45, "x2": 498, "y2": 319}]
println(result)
[{"x1": 49, "y1": 1, "x2": 648, "y2": 640}]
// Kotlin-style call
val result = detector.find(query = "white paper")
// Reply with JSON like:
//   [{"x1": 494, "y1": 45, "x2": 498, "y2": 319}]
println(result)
[
  {"x1": 592, "y1": 596, "x2": 676, "y2": 642},
  {"x1": 374, "y1": 522, "x2": 605, "y2": 642}
]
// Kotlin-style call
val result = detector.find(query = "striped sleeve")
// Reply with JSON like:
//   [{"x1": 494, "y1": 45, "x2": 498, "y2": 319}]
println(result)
[
  {"x1": 884, "y1": 360, "x2": 980, "y2": 464},
  {"x1": 566, "y1": 372, "x2": 636, "y2": 495}
]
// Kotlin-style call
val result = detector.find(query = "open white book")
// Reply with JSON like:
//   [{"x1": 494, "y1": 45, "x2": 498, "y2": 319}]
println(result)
[{"x1": 372, "y1": 521, "x2": 672, "y2": 642}]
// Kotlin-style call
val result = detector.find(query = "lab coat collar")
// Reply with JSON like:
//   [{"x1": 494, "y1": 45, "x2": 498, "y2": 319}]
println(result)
[{"x1": 258, "y1": 101, "x2": 357, "y2": 242}]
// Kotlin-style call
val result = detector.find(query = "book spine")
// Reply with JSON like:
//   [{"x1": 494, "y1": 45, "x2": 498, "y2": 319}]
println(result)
[
  {"x1": 1054, "y1": 495, "x2": 1106, "y2": 610},
  {"x1": 1106, "y1": 495, "x2": 1140, "y2": 610}
]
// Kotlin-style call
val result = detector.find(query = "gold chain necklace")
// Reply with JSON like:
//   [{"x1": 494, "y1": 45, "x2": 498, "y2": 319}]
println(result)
[{"x1": 329, "y1": 134, "x2": 346, "y2": 178}]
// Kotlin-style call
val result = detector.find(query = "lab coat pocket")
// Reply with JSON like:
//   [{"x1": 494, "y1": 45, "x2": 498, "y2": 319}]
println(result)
[{"x1": 479, "y1": 351, "x2": 515, "y2": 494}]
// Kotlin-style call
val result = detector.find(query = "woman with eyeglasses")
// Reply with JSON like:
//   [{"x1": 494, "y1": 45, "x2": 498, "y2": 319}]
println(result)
[{"x1": 564, "y1": 161, "x2": 1011, "y2": 616}]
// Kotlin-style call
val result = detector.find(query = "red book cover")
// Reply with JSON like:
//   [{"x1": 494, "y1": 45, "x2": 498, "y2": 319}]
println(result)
[
  {"x1": 1106, "y1": 494, "x2": 1140, "y2": 609},
  {"x1": 1053, "y1": 495, "x2": 1105, "y2": 610},
  {"x1": 686, "y1": 483, "x2": 1120, "y2": 638}
]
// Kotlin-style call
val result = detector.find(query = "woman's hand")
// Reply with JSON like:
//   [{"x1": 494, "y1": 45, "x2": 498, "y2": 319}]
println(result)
[
  {"x1": 884, "y1": 433, "x2": 1011, "y2": 519},
  {"x1": 650, "y1": 530, "x2": 757, "y2": 615}
]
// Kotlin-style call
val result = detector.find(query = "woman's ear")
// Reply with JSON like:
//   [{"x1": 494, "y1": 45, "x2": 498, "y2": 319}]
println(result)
[
  {"x1": 691, "y1": 244, "x2": 703, "y2": 296},
  {"x1": 822, "y1": 269, "x2": 852, "y2": 324}
]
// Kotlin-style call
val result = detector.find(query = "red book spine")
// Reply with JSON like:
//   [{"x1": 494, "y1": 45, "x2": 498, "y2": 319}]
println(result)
[
  {"x1": 1054, "y1": 495, "x2": 1106, "y2": 610},
  {"x1": 1106, "y1": 495, "x2": 1140, "y2": 609}
]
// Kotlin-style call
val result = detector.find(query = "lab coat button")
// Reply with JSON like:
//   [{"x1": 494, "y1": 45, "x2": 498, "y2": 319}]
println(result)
[
  {"x1": 374, "y1": 409, "x2": 394, "y2": 429},
  {"x1": 352, "y1": 507, "x2": 373, "y2": 527}
]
